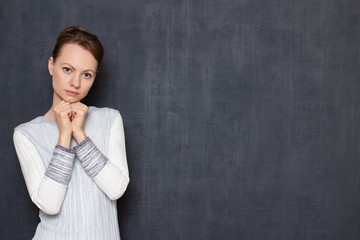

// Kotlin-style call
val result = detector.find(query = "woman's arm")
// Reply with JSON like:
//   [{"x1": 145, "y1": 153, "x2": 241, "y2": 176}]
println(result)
[
  {"x1": 74, "y1": 113, "x2": 130, "y2": 200},
  {"x1": 13, "y1": 130, "x2": 75, "y2": 215}
]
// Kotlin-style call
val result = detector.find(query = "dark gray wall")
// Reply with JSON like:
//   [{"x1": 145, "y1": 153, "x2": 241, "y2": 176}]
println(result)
[{"x1": 1, "y1": 0, "x2": 360, "y2": 239}]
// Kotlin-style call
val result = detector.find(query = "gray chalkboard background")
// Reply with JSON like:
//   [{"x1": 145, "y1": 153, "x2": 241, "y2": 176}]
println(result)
[{"x1": 1, "y1": 0, "x2": 360, "y2": 239}]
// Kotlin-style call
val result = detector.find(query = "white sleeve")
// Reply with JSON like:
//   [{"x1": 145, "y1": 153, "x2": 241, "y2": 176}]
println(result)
[
  {"x1": 74, "y1": 113, "x2": 130, "y2": 200},
  {"x1": 13, "y1": 130, "x2": 75, "y2": 215}
]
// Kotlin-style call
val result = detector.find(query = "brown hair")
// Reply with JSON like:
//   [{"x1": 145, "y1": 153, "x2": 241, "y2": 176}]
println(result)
[{"x1": 52, "y1": 26, "x2": 104, "y2": 64}]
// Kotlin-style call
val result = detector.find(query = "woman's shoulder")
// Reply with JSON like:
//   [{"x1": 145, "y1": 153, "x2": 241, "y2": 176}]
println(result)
[
  {"x1": 14, "y1": 116, "x2": 55, "y2": 134},
  {"x1": 85, "y1": 107, "x2": 123, "y2": 137},
  {"x1": 87, "y1": 106, "x2": 122, "y2": 125},
  {"x1": 88, "y1": 106, "x2": 121, "y2": 116},
  {"x1": 14, "y1": 115, "x2": 57, "y2": 145}
]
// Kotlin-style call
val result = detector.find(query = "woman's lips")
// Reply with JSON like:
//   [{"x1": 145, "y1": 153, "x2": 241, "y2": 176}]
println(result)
[{"x1": 66, "y1": 90, "x2": 79, "y2": 96}]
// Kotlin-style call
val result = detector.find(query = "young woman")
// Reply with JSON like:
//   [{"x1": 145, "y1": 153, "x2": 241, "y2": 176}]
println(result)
[{"x1": 13, "y1": 26, "x2": 129, "y2": 240}]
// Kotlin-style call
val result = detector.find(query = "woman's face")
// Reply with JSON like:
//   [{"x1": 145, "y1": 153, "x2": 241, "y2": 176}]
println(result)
[{"x1": 48, "y1": 43, "x2": 98, "y2": 104}]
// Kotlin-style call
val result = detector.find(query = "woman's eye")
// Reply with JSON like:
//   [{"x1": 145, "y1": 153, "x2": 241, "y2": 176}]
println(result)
[
  {"x1": 63, "y1": 67, "x2": 71, "y2": 73},
  {"x1": 83, "y1": 73, "x2": 92, "y2": 79}
]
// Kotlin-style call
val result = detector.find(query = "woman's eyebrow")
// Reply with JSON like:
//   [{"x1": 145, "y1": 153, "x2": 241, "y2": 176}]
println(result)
[
  {"x1": 61, "y1": 63, "x2": 95, "y2": 73},
  {"x1": 61, "y1": 63, "x2": 76, "y2": 69},
  {"x1": 86, "y1": 69, "x2": 96, "y2": 74}
]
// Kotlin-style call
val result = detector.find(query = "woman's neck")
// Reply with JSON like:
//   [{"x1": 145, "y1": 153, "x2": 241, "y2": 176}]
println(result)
[
  {"x1": 43, "y1": 107, "x2": 56, "y2": 122},
  {"x1": 43, "y1": 92, "x2": 60, "y2": 122}
]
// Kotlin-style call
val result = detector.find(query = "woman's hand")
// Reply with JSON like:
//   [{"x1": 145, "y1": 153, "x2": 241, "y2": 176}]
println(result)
[
  {"x1": 70, "y1": 102, "x2": 89, "y2": 143},
  {"x1": 54, "y1": 100, "x2": 73, "y2": 148}
]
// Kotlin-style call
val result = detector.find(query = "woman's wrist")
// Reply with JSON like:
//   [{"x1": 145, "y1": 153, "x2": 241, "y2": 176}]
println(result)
[
  {"x1": 73, "y1": 130, "x2": 87, "y2": 144},
  {"x1": 57, "y1": 132, "x2": 72, "y2": 149}
]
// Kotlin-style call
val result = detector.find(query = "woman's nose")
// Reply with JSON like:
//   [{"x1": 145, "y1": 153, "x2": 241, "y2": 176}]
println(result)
[{"x1": 70, "y1": 75, "x2": 81, "y2": 88}]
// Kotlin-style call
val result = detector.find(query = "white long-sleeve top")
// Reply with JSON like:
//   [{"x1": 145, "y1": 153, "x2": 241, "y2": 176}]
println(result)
[{"x1": 13, "y1": 107, "x2": 129, "y2": 240}]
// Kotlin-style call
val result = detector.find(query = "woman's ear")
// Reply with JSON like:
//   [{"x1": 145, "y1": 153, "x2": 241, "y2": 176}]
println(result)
[{"x1": 48, "y1": 57, "x2": 54, "y2": 76}]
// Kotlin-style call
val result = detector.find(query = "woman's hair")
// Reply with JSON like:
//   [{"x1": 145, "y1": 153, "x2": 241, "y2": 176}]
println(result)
[{"x1": 52, "y1": 26, "x2": 104, "y2": 64}]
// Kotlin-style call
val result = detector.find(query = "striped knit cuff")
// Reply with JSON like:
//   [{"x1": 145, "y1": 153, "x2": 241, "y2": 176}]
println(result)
[
  {"x1": 74, "y1": 137, "x2": 109, "y2": 178},
  {"x1": 45, "y1": 145, "x2": 75, "y2": 185}
]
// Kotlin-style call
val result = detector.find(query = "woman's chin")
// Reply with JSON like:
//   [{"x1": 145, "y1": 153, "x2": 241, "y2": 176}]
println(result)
[{"x1": 63, "y1": 96, "x2": 81, "y2": 103}]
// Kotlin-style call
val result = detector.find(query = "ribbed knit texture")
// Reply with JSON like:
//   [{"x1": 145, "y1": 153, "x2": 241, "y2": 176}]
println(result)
[
  {"x1": 13, "y1": 107, "x2": 129, "y2": 240},
  {"x1": 45, "y1": 145, "x2": 75, "y2": 185},
  {"x1": 74, "y1": 137, "x2": 109, "y2": 178}
]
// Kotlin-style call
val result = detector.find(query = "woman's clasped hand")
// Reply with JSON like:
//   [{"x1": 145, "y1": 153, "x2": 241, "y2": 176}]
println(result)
[{"x1": 54, "y1": 100, "x2": 88, "y2": 148}]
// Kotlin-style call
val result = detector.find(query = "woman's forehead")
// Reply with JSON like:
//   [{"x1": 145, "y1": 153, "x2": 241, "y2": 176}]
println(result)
[{"x1": 56, "y1": 43, "x2": 98, "y2": 71}]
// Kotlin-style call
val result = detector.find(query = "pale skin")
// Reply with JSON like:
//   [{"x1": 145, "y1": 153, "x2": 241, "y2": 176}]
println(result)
[{"x1": 43, "y1": 43, "x2": 98, "y2": 149}]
